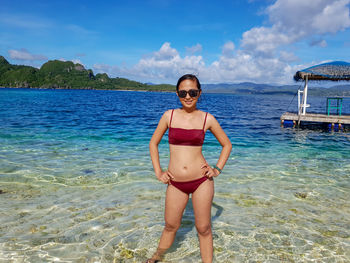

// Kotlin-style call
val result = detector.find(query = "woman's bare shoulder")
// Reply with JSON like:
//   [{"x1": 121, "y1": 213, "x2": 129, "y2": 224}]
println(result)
[
  {"x1": 200, "y1": 110, "x2": 215, "y2": 119},
  {"x1": 163, "y1": 109, "x2": 173, "y2": 117},
  {"x1": 162, "y1": 109, "x2": 172, "y2": 114},
  {"x1": 203, "y1": 112, "x2": 219, "y2": 128},
  {"x1": 159, "y1": 109, "x2": 174, "y2": 123}
]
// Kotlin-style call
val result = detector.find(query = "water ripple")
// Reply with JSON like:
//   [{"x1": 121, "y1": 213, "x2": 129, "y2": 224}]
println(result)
[{"x1": 0, "y1": 89, "x2": 349, "y2": 262}]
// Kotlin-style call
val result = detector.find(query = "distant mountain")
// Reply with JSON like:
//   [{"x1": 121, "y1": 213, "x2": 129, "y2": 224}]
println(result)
[
  {"x1": 202, "y1": 82, "x2": 350, "y2": 96},
  {"x1": 203, "y1": 82, "x2": 288, "y2": 94},
  {"x1": 0, "y1": 56, "x2": 173, "y2": 91}
]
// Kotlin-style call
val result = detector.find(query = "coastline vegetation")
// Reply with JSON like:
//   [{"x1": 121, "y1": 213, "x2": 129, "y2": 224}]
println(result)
[{"x1": 0, "y1": 56, "x2": 174, "y2": 91}]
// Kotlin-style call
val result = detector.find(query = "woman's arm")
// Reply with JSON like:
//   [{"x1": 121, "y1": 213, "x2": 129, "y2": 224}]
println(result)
[
  {"x1": 205, "y1": 113, "x2": 232, "y2": 177},
  {"x1": 149, "y1": 110, "x2": 174, "y2": 183}
]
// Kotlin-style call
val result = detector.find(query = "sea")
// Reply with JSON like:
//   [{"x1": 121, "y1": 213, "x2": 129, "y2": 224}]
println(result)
[{"x1": 0, "y1": 88, "x2": 349, "y2": 263}]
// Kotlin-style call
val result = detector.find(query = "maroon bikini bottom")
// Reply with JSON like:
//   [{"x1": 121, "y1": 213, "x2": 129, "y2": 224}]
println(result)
[{"x1": 170, "y1": 176, "x2": 208, "y2": 195}]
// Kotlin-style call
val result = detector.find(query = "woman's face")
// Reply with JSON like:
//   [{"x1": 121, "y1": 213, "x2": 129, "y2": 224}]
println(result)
[{"x1": 177, "y1": 79, "x2": 201, "y2": 109}]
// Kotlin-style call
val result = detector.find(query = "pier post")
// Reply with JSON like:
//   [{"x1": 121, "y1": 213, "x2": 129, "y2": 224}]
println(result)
[{"x1": 302, "y1": 76, "x2": 308, "y2": 115}]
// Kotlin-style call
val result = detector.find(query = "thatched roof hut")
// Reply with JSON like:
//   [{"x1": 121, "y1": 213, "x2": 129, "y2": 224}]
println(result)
[
  {"x1": 294, "y1": 61, "x2": 350, "y2": 81},
  {"x1": 281, "y1": 61, "x2": 350, "y2": 128},
  {"x1": 294, "y1": 61, "x2": 350, "y2": 116}
]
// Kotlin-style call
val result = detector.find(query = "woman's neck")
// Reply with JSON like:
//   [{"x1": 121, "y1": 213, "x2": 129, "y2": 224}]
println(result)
[{"x1": 181, "y1": 107, "x2": 197, "y2": 113}]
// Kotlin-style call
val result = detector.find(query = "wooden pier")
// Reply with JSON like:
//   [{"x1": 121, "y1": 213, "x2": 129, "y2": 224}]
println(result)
[
  {"x1": 281, "y1": 112, "x2": 350, "y2": 130},
  {"x1": 281, "y1": 61, "x2": 350, "y2": 131}
]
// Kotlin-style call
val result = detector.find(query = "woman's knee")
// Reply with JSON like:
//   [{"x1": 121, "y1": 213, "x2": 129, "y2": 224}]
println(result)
[
  {"x1": 195, "y1": 223, "x2": 212, "y2": 236},
  {"x1": 164, "y1": 221, "x2": 180, "y2": 233}
]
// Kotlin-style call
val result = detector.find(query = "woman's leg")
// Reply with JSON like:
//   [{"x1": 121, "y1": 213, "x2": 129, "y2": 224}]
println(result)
[
  {"x1": 192, "y1": 179, "x2": 214, "y2": 263},
  {"x1": 150, "y1": 185, "x2": 189, "y2": 261}
]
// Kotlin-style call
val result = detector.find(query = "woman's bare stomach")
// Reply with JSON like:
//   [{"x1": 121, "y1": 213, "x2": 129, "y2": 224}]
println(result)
[{"x1": 167, "y1": 145, "x2": 206, "y2": 182}]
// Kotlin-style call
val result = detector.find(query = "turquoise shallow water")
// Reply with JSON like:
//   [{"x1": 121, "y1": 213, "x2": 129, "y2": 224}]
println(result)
[{"x1": 0, "y1": 88, "x2": 349, "y2": 262}]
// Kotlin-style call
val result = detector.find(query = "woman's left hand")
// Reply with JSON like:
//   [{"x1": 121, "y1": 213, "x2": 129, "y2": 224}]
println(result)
[{"x1": 201, "y1": 163, "x2": 220, "y2": 178}]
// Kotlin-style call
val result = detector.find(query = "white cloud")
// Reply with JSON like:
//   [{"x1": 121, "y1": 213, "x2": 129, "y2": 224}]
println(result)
[
  {"x1": 151, "y1": 42, "x2": 179, "y2": 61},
  {"x1": 72, "y1": 59, "x2": 85, "y2": 66},
  {"x1": 202, "y1": 48, "x2": 299, "y2": 84},
  {"x1": 94, "y1": 42, "x2": 296, "y2": 84},
  {"x1": 185, "y1": 44, "x2": 202, "y2": 54},
  {"x1": 94, "y1": 63, "x2": 113, "y2": 73},
  {"x1": 93, "y1": 0, "x2": 350, "y2": 85},
  {"x1": 242, "y1": 0, "x2": 350, "y2": 58},
  {"x1": 208, "y1": 0, "x2": 350, "y2": 83},
  {"x1": 134, "y1": 43, "x2": 205, "y2": 81},
  {"x1": 8, "y1": 49, "x2": 47, "y2": 61},
  {"x1": 241, "y1": 26, "x2": 294, "y2": 58},
  {"x1": 94, "y1": 43, "x2": 205, "y2": 83},
  {"x1": 268, "y1": 0, "x2": 350, "y2": 35},
  {"x1": 312, "y1": 0, "x2": 350, "y2": 34},
  {"x1": 279, "y1": 51, "x2": 299, "y2": 62},
  {"x1": 222, "y1": 41, "x2": 235, "y2": 58}
]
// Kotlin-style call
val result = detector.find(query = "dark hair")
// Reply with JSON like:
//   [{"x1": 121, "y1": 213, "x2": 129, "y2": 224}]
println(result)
[{"x1": 176, "y1": 74, "x2": 201, "y2": 92}]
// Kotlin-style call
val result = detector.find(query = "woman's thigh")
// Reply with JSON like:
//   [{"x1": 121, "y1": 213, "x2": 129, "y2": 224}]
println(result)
[
  {"x1": 164, "y1": 185, "x2": 189, "y2": 226},
  {"x1": 191, "y1": 179, "x2": 214, "y2": 226}
]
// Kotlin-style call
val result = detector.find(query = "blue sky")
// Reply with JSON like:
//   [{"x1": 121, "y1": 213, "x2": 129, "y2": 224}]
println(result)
[{"x1": 1, "y1": 0, "x2": 350, "y2": 84}]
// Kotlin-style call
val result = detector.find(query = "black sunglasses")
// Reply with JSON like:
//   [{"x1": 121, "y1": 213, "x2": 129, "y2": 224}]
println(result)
[{"x1": 178, "y1": 89, "x2": 200, "y2": 98}]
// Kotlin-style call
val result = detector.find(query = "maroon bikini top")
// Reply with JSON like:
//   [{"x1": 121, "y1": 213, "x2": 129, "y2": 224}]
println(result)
[{"x1": 168, "y1": 109, "x2": 208, "y2": 146}]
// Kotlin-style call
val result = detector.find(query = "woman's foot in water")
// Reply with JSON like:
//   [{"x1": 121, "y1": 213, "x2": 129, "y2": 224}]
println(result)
[{"x1": 144, "y1": 248, "x2": 167, "y2": 263}]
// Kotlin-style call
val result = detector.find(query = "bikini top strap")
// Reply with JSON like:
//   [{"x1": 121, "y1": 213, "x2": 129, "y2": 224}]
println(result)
[
  {"x1": 202, "y1": 112, "x2": 208, "y2": 130},
  {"x1": 169, "y1": 109, "x2": 174, "y2": 128}
]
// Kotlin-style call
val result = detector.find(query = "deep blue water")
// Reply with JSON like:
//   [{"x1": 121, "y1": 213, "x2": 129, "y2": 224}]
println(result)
[{"x1": 0, "y1": 88, "x2": 349, "y2": 262}]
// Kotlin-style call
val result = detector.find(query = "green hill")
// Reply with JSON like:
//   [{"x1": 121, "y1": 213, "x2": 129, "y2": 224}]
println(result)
[{"x1": 0, "y1": 56, "x2": 174, "y2": 91}]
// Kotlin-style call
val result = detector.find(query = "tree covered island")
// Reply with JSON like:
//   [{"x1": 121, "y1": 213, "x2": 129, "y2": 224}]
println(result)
[{"x1": 0, "y1": 56, "x2": 174, "y2": 91}]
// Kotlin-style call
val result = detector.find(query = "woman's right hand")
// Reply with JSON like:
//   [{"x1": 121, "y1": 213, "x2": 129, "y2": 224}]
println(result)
[{"x1": 156, "y1": 170, "x2": 175, "y2": 184}]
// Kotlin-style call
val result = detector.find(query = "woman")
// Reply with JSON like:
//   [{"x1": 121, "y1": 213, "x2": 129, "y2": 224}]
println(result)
[{"x1": 147, "y1": 74, "x2": 232, "y2": 263}]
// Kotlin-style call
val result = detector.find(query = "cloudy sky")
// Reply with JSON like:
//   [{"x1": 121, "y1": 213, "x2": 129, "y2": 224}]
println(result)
[{"x1": 1, "y1": 0, "x2": 350, "y2": 84}]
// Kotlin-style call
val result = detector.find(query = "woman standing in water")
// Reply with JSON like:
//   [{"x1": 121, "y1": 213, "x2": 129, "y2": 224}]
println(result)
[{"x1": 147, "y1": 74, "x2": 232, "y2": 263}]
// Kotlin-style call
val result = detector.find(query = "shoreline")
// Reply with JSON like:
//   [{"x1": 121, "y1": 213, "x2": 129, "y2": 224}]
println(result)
[{"x1": 3, "y1": 86, "x2": 348, "y2": 96}]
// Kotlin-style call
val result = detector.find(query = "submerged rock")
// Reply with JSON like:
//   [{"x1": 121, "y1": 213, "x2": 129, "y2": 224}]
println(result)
[{"x1": 294, "y1": 192, "x2": 308, "y2": 199}]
